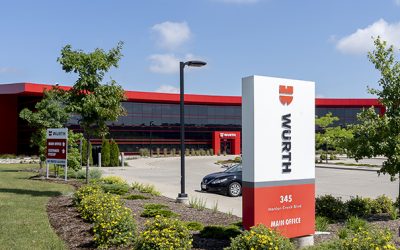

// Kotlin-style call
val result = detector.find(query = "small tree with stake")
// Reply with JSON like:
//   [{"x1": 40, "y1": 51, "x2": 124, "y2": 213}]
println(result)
[
  {"x1": 346, "y1": 37, "x2": 400, "y2": 211},
  {"x1": 58, "y1": 42, "x2": 126, "y2": 183}
]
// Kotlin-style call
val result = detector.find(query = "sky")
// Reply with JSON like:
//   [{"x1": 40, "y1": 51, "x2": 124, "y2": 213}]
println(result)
[{"x1": 1, "y1": 0, "x2": 400, "y2": 98}]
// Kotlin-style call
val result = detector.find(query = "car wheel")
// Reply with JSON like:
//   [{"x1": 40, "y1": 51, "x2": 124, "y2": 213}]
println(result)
[{"x1": 228, "y1": 182, "x2": 241, "y2": 197}]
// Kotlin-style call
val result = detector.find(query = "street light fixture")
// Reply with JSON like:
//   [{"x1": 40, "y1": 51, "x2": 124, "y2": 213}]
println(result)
[{"x1": 177, "y1": 60, "x2": 207, "y2": 203}]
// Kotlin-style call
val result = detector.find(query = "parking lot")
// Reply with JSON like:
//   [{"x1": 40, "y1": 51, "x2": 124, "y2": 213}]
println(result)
[{"x1": 101, "y1": 156, "x2": 398, "y2": 217}]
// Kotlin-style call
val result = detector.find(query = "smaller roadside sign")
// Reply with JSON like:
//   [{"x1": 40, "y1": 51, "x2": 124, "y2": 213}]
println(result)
[{"x1": 46, "y1": 128, "x2": 68, "y2": 164}]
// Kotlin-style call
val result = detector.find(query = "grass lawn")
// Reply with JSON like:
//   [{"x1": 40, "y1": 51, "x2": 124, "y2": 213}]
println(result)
[{"x1": 0, "y1": 164, "x2": 73, "y2": 249}]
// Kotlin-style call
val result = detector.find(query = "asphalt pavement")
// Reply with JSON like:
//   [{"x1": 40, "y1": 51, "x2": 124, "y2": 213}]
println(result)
[{"x1": 101, "y1": 156, "x2": 398, "y2": 217}]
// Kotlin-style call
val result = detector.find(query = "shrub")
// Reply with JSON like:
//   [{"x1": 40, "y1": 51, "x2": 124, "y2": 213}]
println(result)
[
  {"x1": 316, "y1": 195, "x2": 348, "y2": 221},
  {"x1": 191, "y1": 148, "x2": 196, "y2": 156},
  {"x1": 185, "y1": 221, "x2": 204, "y2": 231},
  {"x1": 340, "y1": 226, "x2": 396, "y2": 249},
  {"x1": 345, "y1": 216, "x2": 367, "y2": 232},
  {"x1": 101, "y1": 183, "x2": 130, "y2": 195},
  {"x1": 210, "y1": 149, "x2": 214, "y2": 155},
  {"x1": 75, "y1": 168, "x2": 102, "y2": 179},
  {"x1": 73, "y1": 184, "x2": 103, "y2": 205},
  {"x1": 371, "y1": 195, "x2": 393, "y2": 214},
  {"x1": 97, "y1": 176, "x2": 129, "y2": 195},
  {"x1": 226, "y1": 224, "x2": 294, "y2": 250},
  {"x1": 101, "y1": 138, "x2": 110, "y2": 167},
  {"x1": 189, "y1": 196, "x2": 207, "y2": 210},
  {"x1": 139, "y1": 148, "x2": 150, "y2": 157},
  {"x1": 389, "y1": 205, "x2": 399, "y2": 220},
  {"x1": 124, "y1": 194, "x2": 149, "y2": 200},
  {"x1": 82, "y1": 139, "x2": 93, "y2": 166},
  {"x1": 171, "y1": 148, "x2": 176, "y2": 156},
  {"x1": 141, "y1": 204, "x2": 178, "y2": 218},
  {"x1": 199, "y1": 225, "x2": 241, "y2": 239},
  {"x1": 109, "y1": 139, "x2": 120, "y2": 166},
  {"x1": 315, "y1": 216, "x2": 329, "y2": 231},
  {"x1": 77, "y1": 192, "x2": 121, "y2": 222},
  {"x1": 131, "y1": 182, "x2": 161, "y2": 196},
  {"x1": 93, "y1": 204, "x2": 136, "y2": 248},
  {"x1": 346, "y1": 196, "x2": 372, "y2": 218},
  {"x1": 185, "y1": 148, "x2": 190, "y2": 156},
  {"x1": 137, "y1": 216, "x2": 192, "y2": 250}
]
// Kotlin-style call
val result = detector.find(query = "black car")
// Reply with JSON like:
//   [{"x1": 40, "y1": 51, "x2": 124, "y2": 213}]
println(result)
[{"x1": 201, "y1": 164, "x2": 242, "y2": 197}]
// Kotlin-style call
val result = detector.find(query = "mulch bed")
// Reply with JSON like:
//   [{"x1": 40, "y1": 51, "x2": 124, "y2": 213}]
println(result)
[
  {"x1": 44, "y1": 178, "x2": 400, "y2": 249},
  {"x1": 46, "y1": 185, "x2": 241, "y2": 250}
]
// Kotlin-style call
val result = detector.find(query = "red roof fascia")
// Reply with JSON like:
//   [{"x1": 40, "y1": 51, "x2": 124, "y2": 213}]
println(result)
[{"x1": 0, "y1": 82, "x2": 383, "y2": 107}]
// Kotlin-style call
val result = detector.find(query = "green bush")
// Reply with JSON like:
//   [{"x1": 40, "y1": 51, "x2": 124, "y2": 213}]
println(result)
[
  {"x1": 101, "y1": 138, "x2": 110, "y2": 167},
  {"x1": 315, "y1": 216, "x2": 329, "y2": 231},
  {"x1": 137, "y1": 216, "x2": 192, "y2": 250},
  {"x1": 389, "y1": 205, "x2": 399, "y2": 220},
  {"x1": 199, "y1": 225, "x2": 241, "y2": 239},
  {"x1": 124, "y1": 194, "x2": 149, "y2": 200},
  {"x1": 82, "y1": 139, "x2": 93, "y2": 166},
  {"x1": 73, "y1": 184, "x2": 103, "y2": 205},
  {"x1": 371, "y1": 195, "x2": 393, "y2": 214},
  {"x1": 189, "y1": 196, "x2": 207, "y2": 210},
  {"x1": 93, "y1": 203, "x2": 136, "y2": 248},
  {"x1": 191, "y1": 148, "x2": 196, "y2": 156},
  {"x1": 101, "y1": 183, "x2": 129, "y2": 195},
  {"x1": 75, "y1": 168, "x2": 102, "y2": 179},
  {"x1": 163, "y1": 148, "x2": 168, "y2": 157},
  {"x1": 144, "y1": 203, "x2": 168, "y2": 210},
  {"x1": 316, "y1": 195, "x2": 348, "y2": 221},
  {"x1": 140, "y1": 208, "x2": 179, "y2": 218},
  {"x1": 345, "y1": 216, "x2": 367, "y2": 232},
  {"x1": 99, "y1": 176, "x2": 127, "y2": 185},
  {"x1": 131, "y1": 182, "x2": 161, "y2": 196},
  {"x1": 185, "y1": 221, "x2": 204, "y2": 231},
  {"x1": 226, "y1": 224, "x2": 294, "y2": 250},
  {"x1": 346, "y1": 196, "x2": 372, "y2": 218},
  {"x1": 74, "y1": 184, "x2": 136, "y2": 249},
  {"x1": 109, "y1": 139, "x2": 120, "y2": 166},
  {"x1": 340, "y1": 226, "x2": 396, "y2": 249}
]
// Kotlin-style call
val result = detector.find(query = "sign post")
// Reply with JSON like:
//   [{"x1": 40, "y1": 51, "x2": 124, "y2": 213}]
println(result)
[
  {"x1": 46, "y1": 128, "x2": 68, "y2": 181},
  {"x1": 242, "y1": 76, "x2": 315, "y2": 243}
]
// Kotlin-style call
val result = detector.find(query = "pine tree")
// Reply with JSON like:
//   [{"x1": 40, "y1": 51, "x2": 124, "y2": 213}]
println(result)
[
  {"x1": 110, "y1": 139, "x2": 120, "y2": 166},
  {"x1": 101, "y1": 138, "x2": 110, "y2": 167}
]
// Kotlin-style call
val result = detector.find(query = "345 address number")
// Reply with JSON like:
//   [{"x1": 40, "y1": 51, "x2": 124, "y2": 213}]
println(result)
[{"x1": 279, "y1": 194, "x2": 292, "y2": 203}]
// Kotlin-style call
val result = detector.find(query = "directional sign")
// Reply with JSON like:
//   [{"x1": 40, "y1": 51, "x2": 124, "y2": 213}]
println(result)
[{"x1": 46, "y1": 128, "x2": 68, "y2": 164}]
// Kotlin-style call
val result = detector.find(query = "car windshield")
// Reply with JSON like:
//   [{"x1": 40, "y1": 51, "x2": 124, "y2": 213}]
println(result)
[{"x1": 224, "y1": 164, "x2": 242, "y2": 173}]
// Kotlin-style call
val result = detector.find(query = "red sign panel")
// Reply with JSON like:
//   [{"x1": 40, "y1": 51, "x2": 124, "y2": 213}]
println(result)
[{"x1": 46, "y1": 139, "x2": 67, "y2": 160}]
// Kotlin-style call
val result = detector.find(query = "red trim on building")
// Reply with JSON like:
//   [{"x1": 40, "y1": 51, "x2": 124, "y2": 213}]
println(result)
[
  {"x1": 212, "y1": 131, "x2": 241, "y2": 155},
  {"x1": 0, "y1": 83, "x2": 384, "y2": 108}
]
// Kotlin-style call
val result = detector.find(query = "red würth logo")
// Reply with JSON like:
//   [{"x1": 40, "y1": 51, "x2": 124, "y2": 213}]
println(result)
[{"x1": 279, "y1": 85, "x2": 293, "y2": 105}]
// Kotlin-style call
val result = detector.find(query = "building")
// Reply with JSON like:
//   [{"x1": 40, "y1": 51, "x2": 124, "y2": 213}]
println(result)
[{"x1": 0, "y1": 82, "x2": 383, "y2": 156}]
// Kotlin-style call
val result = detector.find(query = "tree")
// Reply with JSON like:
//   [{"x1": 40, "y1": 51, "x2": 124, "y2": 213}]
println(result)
[
  {"x1": 346, "y1": 37, "x2": 400, "y2": 209},
  {"x1": 19, "y1": 87, "x2": 78, "y2": 172},
  {"x1": 110, "y1": 139, "x2": 120, "y2": 167},
  {"x1": 316, "y1": 113, "x2": 353, "y2": 162},
  {"x1": 58, "y1": 42, "x2": 126, "y2": 183},
  {"x1": 101, "y1": 138, "x2": 110, "y2": 167}
]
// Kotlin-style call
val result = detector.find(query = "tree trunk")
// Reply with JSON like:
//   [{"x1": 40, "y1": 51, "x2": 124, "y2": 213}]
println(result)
[
  {"x1": 86, "y1": 136, "x2": 90, "y2": 184},
  {"x1": 398, "y1": 175, "x2": 400, "y2": 211}
]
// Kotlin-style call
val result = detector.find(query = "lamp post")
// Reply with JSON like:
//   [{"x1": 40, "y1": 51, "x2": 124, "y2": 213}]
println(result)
[{"x1": 177, "y1": 60, "x2": 207, "y2": 203}]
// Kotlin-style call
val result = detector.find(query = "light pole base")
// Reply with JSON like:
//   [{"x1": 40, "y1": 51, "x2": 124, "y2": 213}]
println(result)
[
  {"x1": 291, "y1": 235, "x2": 314, "y2": 249},
  {"x1": 176, "y1": 193, "x2": 189, "y2": 204}
]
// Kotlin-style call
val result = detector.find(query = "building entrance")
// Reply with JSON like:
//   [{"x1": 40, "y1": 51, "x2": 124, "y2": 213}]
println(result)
[{"x1": 220, "y1": 139, "x2": 232, "y2": 154}]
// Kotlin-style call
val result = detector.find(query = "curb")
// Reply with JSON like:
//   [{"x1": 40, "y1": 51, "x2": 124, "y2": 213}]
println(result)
[{"x1": 316, "y1": 164, "x2": 380, "y2": 172}]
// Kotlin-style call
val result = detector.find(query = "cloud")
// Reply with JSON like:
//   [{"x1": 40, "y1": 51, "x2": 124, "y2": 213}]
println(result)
[
  {"x1": 155, "y1": 85, "x2": 179, "y2": 93},
  {"x1": 336, "y1": 19, "x2": 400, "y2": 54},
  {"x1": 148, "y1": 54, "x2": 179, "y2": 74},
  {"x1": 0, "y1": 67, "x2": 19, "y2": 74},
  {"x1": 151, "y1": 21, "x2": 191, "y2": 50},
  {"x1": 215, "y1": 0, "x2": 259, "y2": 3},
  {"x1": 148, "y1": 53, "x2": 205, "y2": 74}
]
